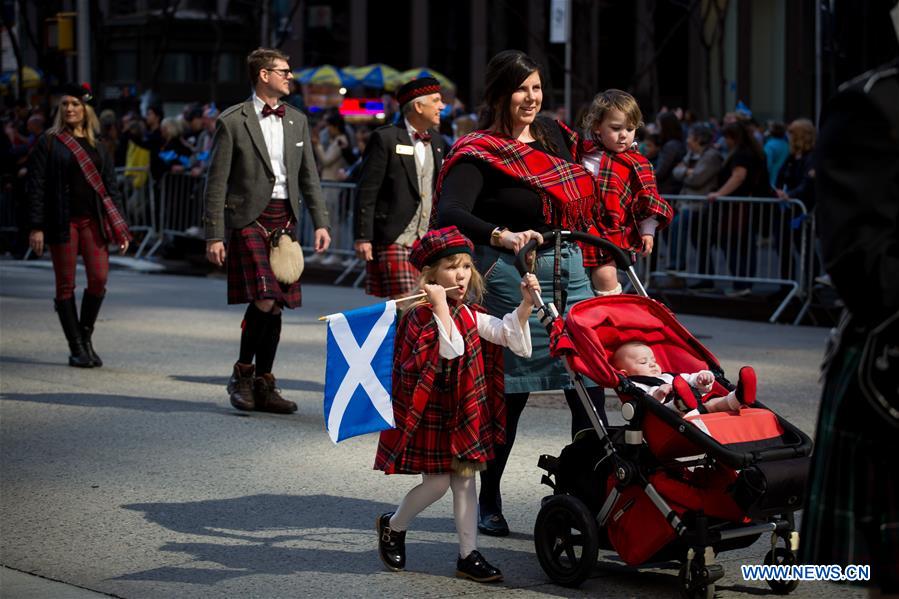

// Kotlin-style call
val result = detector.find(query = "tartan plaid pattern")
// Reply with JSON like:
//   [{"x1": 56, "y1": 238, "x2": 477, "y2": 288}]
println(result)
[
  {"x1": 55, "y1": 132, "x2": 132, "y2": 246},
  {"x1": 580, "y1": 141, "x2": 672, "y2": 267},
  {"x1": 408, "y1": 226, "x2": 474, "y2": 270},
  {"x1": 432, "y1": 128, "x2": 599, "y2": 232},
  {"x1": 365, "y1": 243, "x2": 420, "y2": 298},
  {"x1": 226, "y1": 200, "x2": 301, "y2": 308},
  {"x1": 375, "y1": 302, "x2": 505, "y2": 474},
  {"x1": 49, "y1": 215, "x2": 109, "y2": 300},
  {"x1": 800, "y1": 340, "x2": 899, "y2": 590}
]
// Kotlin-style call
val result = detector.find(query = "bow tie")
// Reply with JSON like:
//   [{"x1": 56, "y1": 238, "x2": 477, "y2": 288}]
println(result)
[
  {"x1": 262, "y1": 104, "x2": 285, "y2": 118},
  {"x1": 413, "y1": 131, "x2": 432, "y2": 143}
]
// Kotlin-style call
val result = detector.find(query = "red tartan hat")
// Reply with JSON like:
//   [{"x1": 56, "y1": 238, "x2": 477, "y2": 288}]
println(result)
[
  {"x1": 409, "y1": 226, "x2": 474, "y2": 270},
  {"x1": 396, "y1": 77, "x2": 441, "y2": 107}
]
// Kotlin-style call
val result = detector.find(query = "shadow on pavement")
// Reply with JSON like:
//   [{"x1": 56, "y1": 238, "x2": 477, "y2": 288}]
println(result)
[
  {"x1": 0, "y1": 354, "x2": 74, "y2": 368},
  {"x1": 2, "y1": 392, "x2": 230, "y2": 415},
  {"x1": 116, "y1": 493, "x2": 534, "y2": 585},
  {"x1": 171, "y1": 374, "x2": 324, "y2": 393}
]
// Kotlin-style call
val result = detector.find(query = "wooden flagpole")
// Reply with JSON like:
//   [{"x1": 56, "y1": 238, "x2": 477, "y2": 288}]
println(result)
[{"x1": 318, "y1": 286, "x2": 461, "y2": 322}]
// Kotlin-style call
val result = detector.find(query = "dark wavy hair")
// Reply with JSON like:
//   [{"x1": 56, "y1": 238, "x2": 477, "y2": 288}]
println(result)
[{"x1": 478, "y1": 50, "x2": 555, "y2": 152}]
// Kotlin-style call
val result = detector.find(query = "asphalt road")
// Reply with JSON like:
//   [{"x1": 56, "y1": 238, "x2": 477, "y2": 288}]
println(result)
[{"x1": 0, "y1": 261, "x2": 863, "y2": 599}]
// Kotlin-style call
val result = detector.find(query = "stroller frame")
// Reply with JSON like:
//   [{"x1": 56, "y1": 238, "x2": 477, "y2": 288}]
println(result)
[{"x1": 518, "y1": 231, "x2": 812, "y2": 597}]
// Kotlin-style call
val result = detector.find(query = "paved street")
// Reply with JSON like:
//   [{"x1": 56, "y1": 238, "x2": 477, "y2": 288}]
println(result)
[{"x1": 0, "y1": 261, "x2": 863, "y2": 599}]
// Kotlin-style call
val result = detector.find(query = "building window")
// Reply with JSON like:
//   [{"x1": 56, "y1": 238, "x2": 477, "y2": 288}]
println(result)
[
  {"x1": 162, "y1": 53, "x2": 193, "y2": 81},
  {"x1": 218, "y1": 53, "x2": 241, "y2": 82},
  {"x1": 108, "y1": 51, "x2": 138, "y2": 81}
]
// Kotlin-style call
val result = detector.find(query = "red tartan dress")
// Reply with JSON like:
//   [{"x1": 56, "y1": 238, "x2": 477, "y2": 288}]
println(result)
[
  {"x1": 226, "y1": 199, "x2": 302, "y2": 308},
  {"x1": 374, "y1": 302, "x2": 506, "y2": 475},
  {"x1": 580, "y1": 142, "x2": 673, "y2": 267}
]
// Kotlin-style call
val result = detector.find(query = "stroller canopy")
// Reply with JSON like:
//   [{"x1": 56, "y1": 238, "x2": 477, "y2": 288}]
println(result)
[{"x1": 553, "y1": 295, "x2": 722, "y2": 389}]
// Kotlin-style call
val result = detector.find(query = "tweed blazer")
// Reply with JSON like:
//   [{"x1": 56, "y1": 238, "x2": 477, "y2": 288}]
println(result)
[{"x1": 203, "y1": 99, "x2": 329, "y2": 240}]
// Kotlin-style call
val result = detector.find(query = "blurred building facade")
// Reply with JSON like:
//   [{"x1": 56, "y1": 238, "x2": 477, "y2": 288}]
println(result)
[{"x1": 6, "y1": 0, "x2": 898, "y2": 122}]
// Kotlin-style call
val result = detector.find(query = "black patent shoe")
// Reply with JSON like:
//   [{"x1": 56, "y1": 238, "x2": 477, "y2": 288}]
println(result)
[
  {"x1": 477, "y1": 512, "x2": 510, "y2": 537},
  {"x1": 376, "y1": 512, "x2": 406, "y2": 571},
  {"x1": 456, "y1": 550, "x2": 503, "y2": 583}
]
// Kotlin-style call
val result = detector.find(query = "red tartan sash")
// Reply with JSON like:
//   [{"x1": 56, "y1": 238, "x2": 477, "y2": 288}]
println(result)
[
  {"x1": 55, "y1": 131, "x2": 131, "y2": 245},
  {"x1": 433, "y1": 127, "x2": 598, "y2": 231}
]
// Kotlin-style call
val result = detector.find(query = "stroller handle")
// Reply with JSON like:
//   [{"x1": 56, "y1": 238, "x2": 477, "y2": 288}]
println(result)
[{"x1": 514, "y1": 230, "x2": 634, "y2": 276}]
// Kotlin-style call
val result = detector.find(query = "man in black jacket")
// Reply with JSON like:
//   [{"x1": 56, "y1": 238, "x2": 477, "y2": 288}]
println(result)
[{"x1": 353, "y1": 77, "x2": 446, "y2": 298}]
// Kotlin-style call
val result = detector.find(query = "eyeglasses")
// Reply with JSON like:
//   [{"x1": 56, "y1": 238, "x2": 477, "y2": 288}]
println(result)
[{"x1": 265, "y1": 68, "x2": 292, "y2": 79}]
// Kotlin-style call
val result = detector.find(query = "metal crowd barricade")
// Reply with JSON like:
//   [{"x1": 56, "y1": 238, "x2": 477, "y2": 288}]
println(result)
[
  {"x1": 145, "y1": 171, "x2": 206, "y2": 258},
  {"x1": 633, "y1": 194, "x2": 811, "y2": 323},
  {"x1": 295, "y1": 180, "x2": 362, "y2": 284},
  {"x1": 114, "y1": 167, "x2": 157, "y2": 258},
  {"x1": 0, "y1": 174, "x2": 16, "y2": 236}
]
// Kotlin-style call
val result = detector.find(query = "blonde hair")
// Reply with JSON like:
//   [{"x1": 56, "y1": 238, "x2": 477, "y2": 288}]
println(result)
[
  {"x1": 787, "y1": 118, "x2": 816, "y2": 156},
  {"x1": 414, "y1": 253, "x2": 485, "y2": 306},
  {"x1": 582, "y1": 89, "x2": 644, "y2": 135},
  {"x1": 160, "y1": 117, "x2": 183, "y2": 140},
  {"x1": 47, "y1": 96, "x2": 99, "y2": 147}
]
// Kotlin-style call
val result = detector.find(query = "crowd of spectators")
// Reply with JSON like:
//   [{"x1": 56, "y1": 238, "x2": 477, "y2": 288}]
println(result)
[{"x1": 2, "y1": 88, "x2": 818, "y2": 292}]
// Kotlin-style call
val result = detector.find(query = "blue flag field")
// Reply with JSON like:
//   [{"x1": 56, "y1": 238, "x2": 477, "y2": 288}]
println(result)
[{"x1": 323, "y1": 301, "x2": 397, "y2": 443}]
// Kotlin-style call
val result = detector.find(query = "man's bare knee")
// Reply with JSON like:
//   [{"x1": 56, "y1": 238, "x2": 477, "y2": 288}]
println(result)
[{"x1": 254, "y1": 299, "x2": 275, "y2": 312}]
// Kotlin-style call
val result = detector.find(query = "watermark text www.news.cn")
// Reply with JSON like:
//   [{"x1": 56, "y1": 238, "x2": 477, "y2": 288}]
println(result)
[{"x1": 742, "y1": 564, "x2": 870, "y2": 582}]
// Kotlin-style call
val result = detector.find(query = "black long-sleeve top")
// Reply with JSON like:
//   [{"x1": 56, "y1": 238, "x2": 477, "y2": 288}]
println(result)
[
  {"x1": 68, "y1": 137, "x2": 102, "y2": 218},
  {"x1": 436, "y1": 119, "x2": 573, "y2": 245}
]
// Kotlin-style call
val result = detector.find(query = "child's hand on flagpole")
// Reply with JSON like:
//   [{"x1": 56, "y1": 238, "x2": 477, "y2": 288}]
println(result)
[{"x1": 423, "y1": 283, "x2": 447, "y2": 308}]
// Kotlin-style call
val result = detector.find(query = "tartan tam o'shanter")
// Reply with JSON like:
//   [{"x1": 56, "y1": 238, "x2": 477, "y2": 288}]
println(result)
[{"x1": 409, "y1": 226, "x2": 474, "y2": 270}]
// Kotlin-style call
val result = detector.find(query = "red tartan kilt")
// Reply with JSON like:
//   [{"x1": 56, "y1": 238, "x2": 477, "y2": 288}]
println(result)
[
  {"x1": 226, "y1": 200, "x2": 301, "y2": 308},
  {"x1": 365, "y1": 243, "x2": 420, "y2": 298}
]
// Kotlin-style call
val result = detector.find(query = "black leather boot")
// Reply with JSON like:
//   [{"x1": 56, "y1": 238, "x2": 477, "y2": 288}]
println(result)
[
  {"x1": 80, "y1": 292, "x2": 105, "y2": 367},
  {"x1": 55, "y1": 297, "x2": 93, "y2": 368}
]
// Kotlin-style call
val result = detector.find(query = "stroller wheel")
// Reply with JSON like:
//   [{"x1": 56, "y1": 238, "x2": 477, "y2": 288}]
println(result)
[
  {"x1": 678, "y1": 560, "x2": 721, "y2": 599},
  {"x1": 533, "y1": 494, "x2": 599, "y2": 588},
  {"x1": 763, "y1": 547, "x2": 800, "y2": 594}
]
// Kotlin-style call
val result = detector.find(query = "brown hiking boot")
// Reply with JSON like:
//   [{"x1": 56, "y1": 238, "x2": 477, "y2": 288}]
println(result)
[
  {"x1": 254, "y1": 373, "x2": 297, "y2": 414},
  {"x1": 227, "y1": 362, "x2": 256, "y2": 411}
]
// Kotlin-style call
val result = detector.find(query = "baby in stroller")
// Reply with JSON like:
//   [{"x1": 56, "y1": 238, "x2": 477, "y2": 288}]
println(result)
[{"x1": 611, "y1": 341, "x2": 757, "y2": 417}]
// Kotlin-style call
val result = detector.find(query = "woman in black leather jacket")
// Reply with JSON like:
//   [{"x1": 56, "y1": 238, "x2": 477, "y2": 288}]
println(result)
[{"x1": 27, "y1": 83, "x2": 129, "y2": 368}]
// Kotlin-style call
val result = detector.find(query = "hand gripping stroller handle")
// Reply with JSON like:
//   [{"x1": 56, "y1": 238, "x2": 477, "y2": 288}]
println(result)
[{"x1": 514, "y1": 230, "x2": 634, "y2": 276}]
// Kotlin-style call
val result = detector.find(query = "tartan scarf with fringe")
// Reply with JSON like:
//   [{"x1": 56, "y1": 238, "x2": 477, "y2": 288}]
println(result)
[{"x1": 432, "y1": 124, "x2": 598, "y2": 232}]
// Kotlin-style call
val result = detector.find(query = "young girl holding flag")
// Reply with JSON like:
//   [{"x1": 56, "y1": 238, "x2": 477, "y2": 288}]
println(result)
[{"x1": 374, "y1": 226, "x2": 540, "y2": 583}]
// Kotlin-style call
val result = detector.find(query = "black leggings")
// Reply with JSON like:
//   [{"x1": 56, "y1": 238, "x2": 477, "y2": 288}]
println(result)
[{"x1": 478, "y1": 386, "x2": 607, "y2": 515}]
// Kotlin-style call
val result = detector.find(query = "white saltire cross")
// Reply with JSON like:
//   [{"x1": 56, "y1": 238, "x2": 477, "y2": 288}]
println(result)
[{"x1": 326, "y1": 301, "x2": 396, "y2": 442}]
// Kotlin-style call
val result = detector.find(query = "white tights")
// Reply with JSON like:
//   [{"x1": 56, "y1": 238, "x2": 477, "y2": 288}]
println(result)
[{"x1": 389, "y1": 472, "x2": 478, "y2": 559}]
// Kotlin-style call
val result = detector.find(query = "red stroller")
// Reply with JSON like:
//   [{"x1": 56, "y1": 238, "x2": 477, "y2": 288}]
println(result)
[{"x1": 518, "y1": 232, "x2": 812, "y2": 598}]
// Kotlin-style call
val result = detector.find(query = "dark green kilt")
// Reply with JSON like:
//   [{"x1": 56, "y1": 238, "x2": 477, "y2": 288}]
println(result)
[{"x1": 800, "y1": 326, "x2": 899, "y2": 592}]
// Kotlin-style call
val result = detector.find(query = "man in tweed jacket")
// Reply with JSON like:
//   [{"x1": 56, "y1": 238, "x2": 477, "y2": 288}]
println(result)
[{"x1": 204, "y1": 47, "x2": 330, "y2": 414}]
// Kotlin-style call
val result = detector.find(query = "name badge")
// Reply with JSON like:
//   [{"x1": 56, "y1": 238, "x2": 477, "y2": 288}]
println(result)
[
  {"x1": 296, "y1": 141, "x2": 304, "y2": 147},
  {"x1": 395, "y1": 144, "x2": 414, "y2": 155}
]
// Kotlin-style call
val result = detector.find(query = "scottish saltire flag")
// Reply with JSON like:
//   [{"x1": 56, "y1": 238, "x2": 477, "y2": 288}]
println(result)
[{"x1": 324, "y1": 301, "x2": 397, "y2": 443}]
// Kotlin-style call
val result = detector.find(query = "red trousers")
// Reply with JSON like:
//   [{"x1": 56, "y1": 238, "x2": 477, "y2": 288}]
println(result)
[{"x1": 49, "y1": 216, "x2": 109, "y2": 300}]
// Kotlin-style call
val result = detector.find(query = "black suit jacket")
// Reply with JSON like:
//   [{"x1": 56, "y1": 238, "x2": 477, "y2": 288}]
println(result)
[{"x1": 354, "y1": 122, "x2": 446, "y2": 244}]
